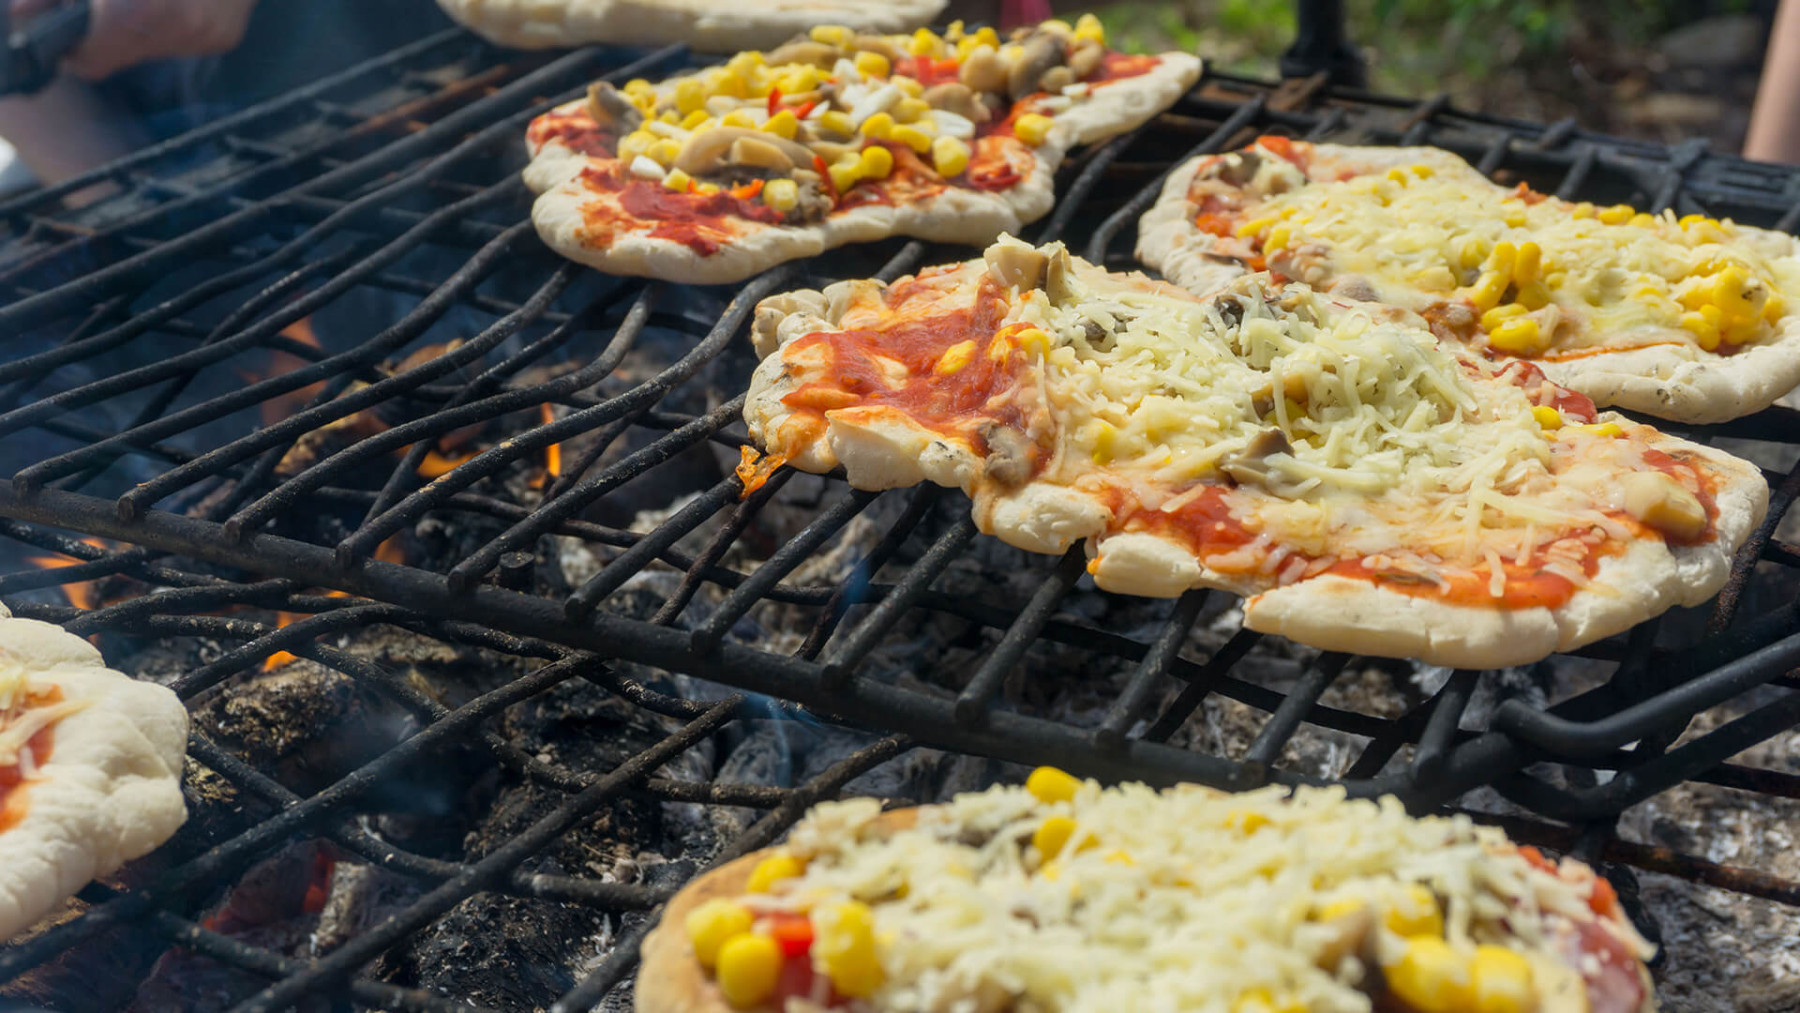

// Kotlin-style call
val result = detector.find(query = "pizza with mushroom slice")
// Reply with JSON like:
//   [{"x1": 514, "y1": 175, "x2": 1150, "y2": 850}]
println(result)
[
  {"x1": 0, "y1": 606, "x2": 188, "y2": 942},
  {"x1": 437, "y1": 0, "x2": 946, "y2": 53},
  {"x1": 743, "y1": 237, "x2": 1766, "y2": 668},
  {"x1": 525, "y1": 19, "x2": 1200, "y2": 284},
  {"x1": 1136, "y1": 138, "x2": 1800, "y2": 423},
  {"x1": 636, "y1": 768, "x2": 1657, "y2": 1012}
]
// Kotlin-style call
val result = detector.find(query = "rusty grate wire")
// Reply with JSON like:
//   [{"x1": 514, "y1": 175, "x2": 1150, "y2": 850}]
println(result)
[{"x1": 0, "y1": 27, "x2": 1799, "y2": 1010}]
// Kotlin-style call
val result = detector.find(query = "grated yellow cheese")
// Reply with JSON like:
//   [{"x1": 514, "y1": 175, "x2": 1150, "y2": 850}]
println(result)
[{"x1": 0, "y1": 668, "x2": 87, "y2": 770}]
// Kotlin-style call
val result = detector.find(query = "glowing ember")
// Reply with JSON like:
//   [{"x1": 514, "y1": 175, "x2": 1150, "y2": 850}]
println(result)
[
  {"x1": 261, "y1": 537, "x2": 402, "y2": 671},
  {"x1": 261, "y1": 612, "x2": 302, "y2": 671},
  {"x1": 245, "y1": 316, "x2": 328, "y2": 427},
  {"x1": 417, "y1": 449, "x2": 478, "y2": 479},
  {"x1": 529, "y1": 404, "x2": 562, "y2": 491},
  {"x1": 25, "y1": 536, "x2": 109, "y2": 611}
]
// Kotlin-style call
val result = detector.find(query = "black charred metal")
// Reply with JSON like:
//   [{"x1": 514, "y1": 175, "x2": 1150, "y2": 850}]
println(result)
[{"x1": 1, "y1": 27, "x2": 1799, "y2": 1013}]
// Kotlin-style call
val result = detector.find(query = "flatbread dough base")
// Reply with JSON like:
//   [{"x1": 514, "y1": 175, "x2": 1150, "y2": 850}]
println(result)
[
  {"x1": 438, "y1": 0, "x2": 947, "y2": 52},
  {"x1": 524, "y1": 54, "x2": 1200, "y2": 284},
  {"x1": 0, "y1": 611, "x2": 189, "y2": 942},
  {"x1": 747, "y1": 257, "x2": 1771, "y2": 669},
  {"x1": 1136, "y1": 143, "x2": 1800, "y2": 423}
]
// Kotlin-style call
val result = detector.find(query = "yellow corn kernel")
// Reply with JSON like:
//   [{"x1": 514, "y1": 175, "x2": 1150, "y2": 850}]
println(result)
[
  {"x1": 1225, "y1": 809, "x2": 1271, "y2": 834},
  {"x1": 1763, "y1": 292, "x2": 1786, "y2": 323},
  {"x1": 828, "y1": 156, "x2": 863, "y2": 194},
  {"x1": 1233, "y1": 988, "x2": 1306, "y2": 1013},
  {"x1": 1264, "y1": 223, "x2": 1293, "y2": 253},
  {"x1": 1511, "y1": 241, "x2": 1542, "y2": 285},
  {"x1": 617, "y1": 129, "x2": 655, "y2": 162},
  {"x1": 1411, "y1": 163, "x2": 1434, "y2": 178},
  {"x1": 1073, "y1": 12, "x2": 1106, "y2": 44},
  {"x1": 746, "y1": 852, "x2": 805, "y2": 892},
  {"x1": 1679, "y1": 213, "x2": 1709, "y2": 229},
  {"x1": 1466, "y1": 271, "x2": 1509, "y2": 312},
  {"x1": 817, "y1": 109, "x2": 854, "y2": 135},
  {"x1": 852, "y1": 50, "x2": 890, "y2": 79},
  {"x1": 858, "y1": 144, "x2": 895, "y2": 180},
  {"x1": 1104, "y1": 849, "x2": 1134, "y2": 866},
  {"x1": 622, "y1": 78, "x2": 654, "y2": 98},
  {"x1": 891, "y1": 74, "x2": 923, "y2": 98},
  {"x1": 1487, "y1": 317, "x2": 1544, "y2": 354},
  {"x1": 1039, "y1": 859, "x2": 1063, "y2": 881},
  {"x1": 726, "y1": 50, "x2": 764, "y2": 77},
  {"x1": 1015, "y1": 326, "x2": 1050, "y2": 355},
  {"x1": 932, "y1": 338, "x2": 976, "y2": 376},
  {"x1": 1571, "y1": 201, "x2": 1596, "y2": 219},
  {"x1": 1234, "y1": 216, "x2": 1275, "y2": 240},
  {"x1": 817, "y1": 902, "x2": 883, "y2": 998},
  {"x1": 1026, "y1": 766, "x2": 1083, "y2": 804},
  {"x1": 1531, "y1": 406, "x2": 1563, "y2": 430},
  {"x1": 1485, "y1": 240, "x2": 1517, "y2": 275},
  {"x1": 1385, "y1": 167, "x2": 1413, "y2": 185},
  {"x1": 1479, "y1": 303, "x2": 1527, "y2": 331},
  {"x1": 662, "y1": 167, "x2": 694, "y2": 192},
  {"x1": 715, "y1": 933, "x2": 782, "y2": 1008},
  {"x1": 1598, "y1": 203, "x2": 1634, "y2": 225},
  {"x1": 779, "y1": 65, "x2": 821, "y2": 92},
  {"x1": 1680, "y1": 310, "x2": 1722, "y2": 351},
  {"x1": 721, "y1": 109, "x2": 757, "y2": 129},
  {"x1": 1471, "y1": 945, "x2": 1535, "y2": 1013},
  {"x1": 762, "y1": 178, "x2": 799, "y2": 213},
  {"x1": 908, "y1": 27, "x2": 943, "y2": 56},
  {"x1": 892, "y1": 97, "x2": 931, "y2": 124},
  {"x1": 1629, "y1": 212, "x2": 1657, "y2": 228},
  {"x1": 932, "y1": 135, "x2": 971, "y2": 178},
  {"x1": 1386, "y1": 937, "x2": 1474, "y2": 1013},
  {"x1": 645, "y1": 139, "x2": 683, "y2": 166},
  {"x1": 1034, "y1": 815, "x2": 1077, "y2": 858},
  {"x1": 1315, "y1": 898, "x2": 1365, "y2": 921},
  {"x1": 679, "y1": 109, "x2": 710, "y2": 130},
  {"x1": 1384, "y1": 884, "x2": 1444, "y2": 938},
  {"x1": 859, "y1": 111, "x2": 895, "y2": 139},
  {"x1": 889, "y1": 125, "x2": 932, "y2": 154},
  {"x1": 1014, "y1": 113, "x2": 1054, "y2": 147},
  {"x1": 1503, "y1": 206, "x2": 1526, "y2": 228},
  {"x1": 763, "y1": 110, "x2": 799, "y2": 139},
  {"x1": 673, "y1": 77, "x2": 708, "y2": 115},
  {"x1": 1570, "y1": 422, "x2": 1624, "y2": 438},
  {"x1": 685, "y1": 898, "x2": 754, "y2": 968},
  {"x1": 1514, "y1": 280, "x2": 1551, "y2": 311},
  {"x1": 810, "y1": 24, "x2": 852, "y2": 45},
  {"x1": 694, "y1": 182, "x2": 721, "y2": 195}
]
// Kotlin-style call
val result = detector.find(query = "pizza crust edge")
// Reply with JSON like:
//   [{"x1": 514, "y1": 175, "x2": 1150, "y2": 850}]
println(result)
[
  {"x1": 0, "y1": 615, "x2": 189, "y2": 942},
  {"x1": 438, "y1": 0, "x2": 947, "y2": 52}
]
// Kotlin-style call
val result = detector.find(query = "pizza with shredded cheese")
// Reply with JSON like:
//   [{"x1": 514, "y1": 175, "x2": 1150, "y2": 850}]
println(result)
[
  {"x1": 524, "y1": 20, "x2": 1199, "y2": 283},
  {"x1": 437, "y1": 0, "x2": 946, "y2": 53},
  {"x1": 1136, "y1": 138, "x2": 1800, "y2": 423},
  {"x1": 636, "y1": 767, "x2": 1656, "y2": 1012},
  {"x1": 743, "y1": 237, "x2": 1766, "y2": 667},
  {"x1": 0, "y1": 605, "x2": 188, "y2": 942}
]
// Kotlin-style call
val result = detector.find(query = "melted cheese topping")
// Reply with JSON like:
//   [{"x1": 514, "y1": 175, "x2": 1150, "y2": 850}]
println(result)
[
  {"x1": 763, "y1": 782, "x2": 1650, "y2": 1012},
  {"x1": 1207, "y1": 145, "x2": 1797, "y2": 356},
  {"x1": 0, "y1": 669, "x2": 86, "y2": 771},
  {"x1": 1011, "y1": 268, "x2": 1648, "y2": 569}
]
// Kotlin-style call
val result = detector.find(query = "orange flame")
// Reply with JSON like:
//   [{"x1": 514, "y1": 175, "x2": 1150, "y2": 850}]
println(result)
[
  {"x1": 26, "y1": 536, "x2": 108, "y2": 610},
  {"x1": 260, "y1": 537, "x2": 401, "y2": 671},
  {"x1": 417, "y1": 449, "x2": 477, "y2": 479},
  {"x1": 374, "y1": 535, "x2": 405, "y2": 566},
  {"x1": 262, "y1": 612, "x2": 301, "y2": 671},
  {"x1": 529, "y1": 404, "x2": 562, "y2": 490},
  {"x1": 244, "y1": 316, "x2": 328, "y2": 427}
]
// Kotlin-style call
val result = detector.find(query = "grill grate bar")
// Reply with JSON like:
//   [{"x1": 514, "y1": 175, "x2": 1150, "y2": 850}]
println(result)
[
  {"x1": 1144, "y1": 628, "x2": 1264, "y2": 743},
  {"x1": 569, "y1": 474, "x2": 742, "y2": 616},
  {"x1": 823, "y1": 514, "x2": 980, "y2": 686},
  {"x1": 951, "y1": 545, "x2": 1086, "y2": 723},
  {"x1": 1243, "y1": 651, "x2": 1351, "y2": 770},
  {"x1": 1410, "y1": 669, "x2": 1480, "y2": 786},
  {"x1": 796, "y1": 484, "x2": 943, "y2": 661},
  {"x1": 1097, "y1": 589, "x2": 1210, "y2": 751}
]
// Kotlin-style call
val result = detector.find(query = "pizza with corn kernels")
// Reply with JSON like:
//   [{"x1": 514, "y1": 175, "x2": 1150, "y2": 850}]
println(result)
[
  {"x1": 742, "y1": 237, "x2": 1766, "y2": 668},
  {"x1": 636, "y1": 768, "x2": 1655, "y2": 1012},
  {"x1": 524, "y1": 19, "x2": 1199, "y2": 284},
  {"x1": 1136, "y1": 138, "x2": 1800, "y2": 423}
]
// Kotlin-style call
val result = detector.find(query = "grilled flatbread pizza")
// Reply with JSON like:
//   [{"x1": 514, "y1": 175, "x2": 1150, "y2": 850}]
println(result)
[
  {"x1": 525, "y1": 20, "x2": 1200, "y2": 283},
  {"x1": 437, "y1": 0, "x2": 945, "y2": 52},
  {"x1": 637, "y1": 767, "x2": 1657, "y2": 1012},
  {"x1": 0, "y1": 606, "x2": 188, "y2": 941},
  {"x1": 1136, "y1": 138, "x2": 1800, "y2": 423},
  {"x1": 743, "y1": 237, "x2": 1766, "y2": 668}
]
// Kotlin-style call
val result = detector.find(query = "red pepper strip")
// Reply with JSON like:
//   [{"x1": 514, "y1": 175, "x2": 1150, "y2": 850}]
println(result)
[
  {"x1": 792, "y1": 99, "x2": 818, "y2": 122},
  {"x1": 732, "y1": 178, "x2": 765, "y2": 200},
  {"x1": 767, "y1": 913, "x2": 814, "y2": 958},
  {"x1": 814, "y1": 153, "x2": 838, "y2": 202},
  {"x1": 768, "y1": 88, "x2": 782, "y2": 116}
]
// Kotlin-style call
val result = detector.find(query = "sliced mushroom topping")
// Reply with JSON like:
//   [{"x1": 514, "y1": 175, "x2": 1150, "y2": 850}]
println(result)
[
  {"x1": 752, "y1": 289, "x2": 829, "y2": 355},
  {"x1": 1214, "y1": 150, "x2": 1263, "y2": 186},
  {"x1": 766, "y1": 39, "x2": 841, "y2": 67},
  {"x1": 1329, "y1": 276, "x2": 1379, "y2": 303},
  {"x1": 1312, "y1": 905, "x2": 1374, "y2": 972},
  {"x1": 1039, "y1": 65, "x2": 1076, "y2": 94},
  {"x1": 728, "y1": 137, "x2": 795, "y2": 171},
  {"x1": 852, "y1": 34, "x2": 902, "y2": 62},
  {"x1": 923, "y1": 82, "x2": 989, "y2": 123},
  {"x1": 986, "y1": 243, "x2": 1048, "y2": 291},
  {"x1": 959, "y1": 46, "x2": 1006, "y2": 94},
  {"x1": 585, "y1": 81, "x2": 642, "y2": 133},
  {"x1": 1211, "y1": 294, "x2": 1246, "y2": 327},
  {"x1": 1620, "y1": 471, "x2": 1707, "y2": 541},
  {"x1": 1080, "y1": 318, "x2": 1114, "y2": 351},
  {"x1": 1068, "y1": 38, "x2": 1105, "y2": 80},
  {"x1": 676, "y1": 127, "x2": 815, "y2": 176},
  {"x1": 822, "y1": 278, "x2": 884, "y2": 324},
  {"x1": 1043, "y1": 245, "x2": 1076, "y2": 305},
  {"x1": 1222, "y1": 428, "x2": 1293, "y2": 488},
  {"x1": 980, "y1": 423, "x2": 1035, "y2": 487},
  {"x1": 1008, "y1": 34, "x2": 1066, "y2": 100}
]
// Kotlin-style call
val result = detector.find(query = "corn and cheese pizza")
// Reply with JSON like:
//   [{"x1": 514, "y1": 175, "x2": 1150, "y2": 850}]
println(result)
[
  {"x1": 438, "y1": 0, "x2": 945, "y2": 53},
  {"x1": 0, "y1": 605, "x2": 188, "y2": 941},
  {"x1": 743, "y1": 237, "x2": 1766, "y2": 668},
  {"x1": 637, "y1": 767, "x2": 1656, "y2": 1013},
  {"x1": 524, "y1": 20, "x2": 1200, "y2": 283},
  {"x1": 1136, "y1": 138, "x2": 1800, "y2": 423}
]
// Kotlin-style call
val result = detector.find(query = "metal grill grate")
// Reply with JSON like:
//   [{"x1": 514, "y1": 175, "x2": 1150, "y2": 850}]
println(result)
[{"x1": 2, "y1": 28, "x2": 1800, "y2": 1009}]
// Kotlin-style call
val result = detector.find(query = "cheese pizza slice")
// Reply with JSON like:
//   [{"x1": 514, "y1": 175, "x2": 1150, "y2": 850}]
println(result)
[
  {"x1": 525, "y1": 20, "x2": 1200, "y2": 284},
  {"x1": 636, "y1": 769, "x2": 1657, "y2": 1012},
  {"x1": 744, "y1": 237, "x2": 1766, "y2": 668},
  {"x1": 1137, "y1": 138, "x2": 1800, "y2": 423},
  {"x1": 1, "y1": 607, "x2": 188, "y2": 941}
]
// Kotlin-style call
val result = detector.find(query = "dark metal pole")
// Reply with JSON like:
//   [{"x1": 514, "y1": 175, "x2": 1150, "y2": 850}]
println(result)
[{"x1": 1280, "y1": 0, "x2": 1366, "y2": 86}]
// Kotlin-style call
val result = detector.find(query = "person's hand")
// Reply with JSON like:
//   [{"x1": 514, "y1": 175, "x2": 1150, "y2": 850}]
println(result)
[{"x1": 12, "y1": 0, "x2": 257, "y2": 81}]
